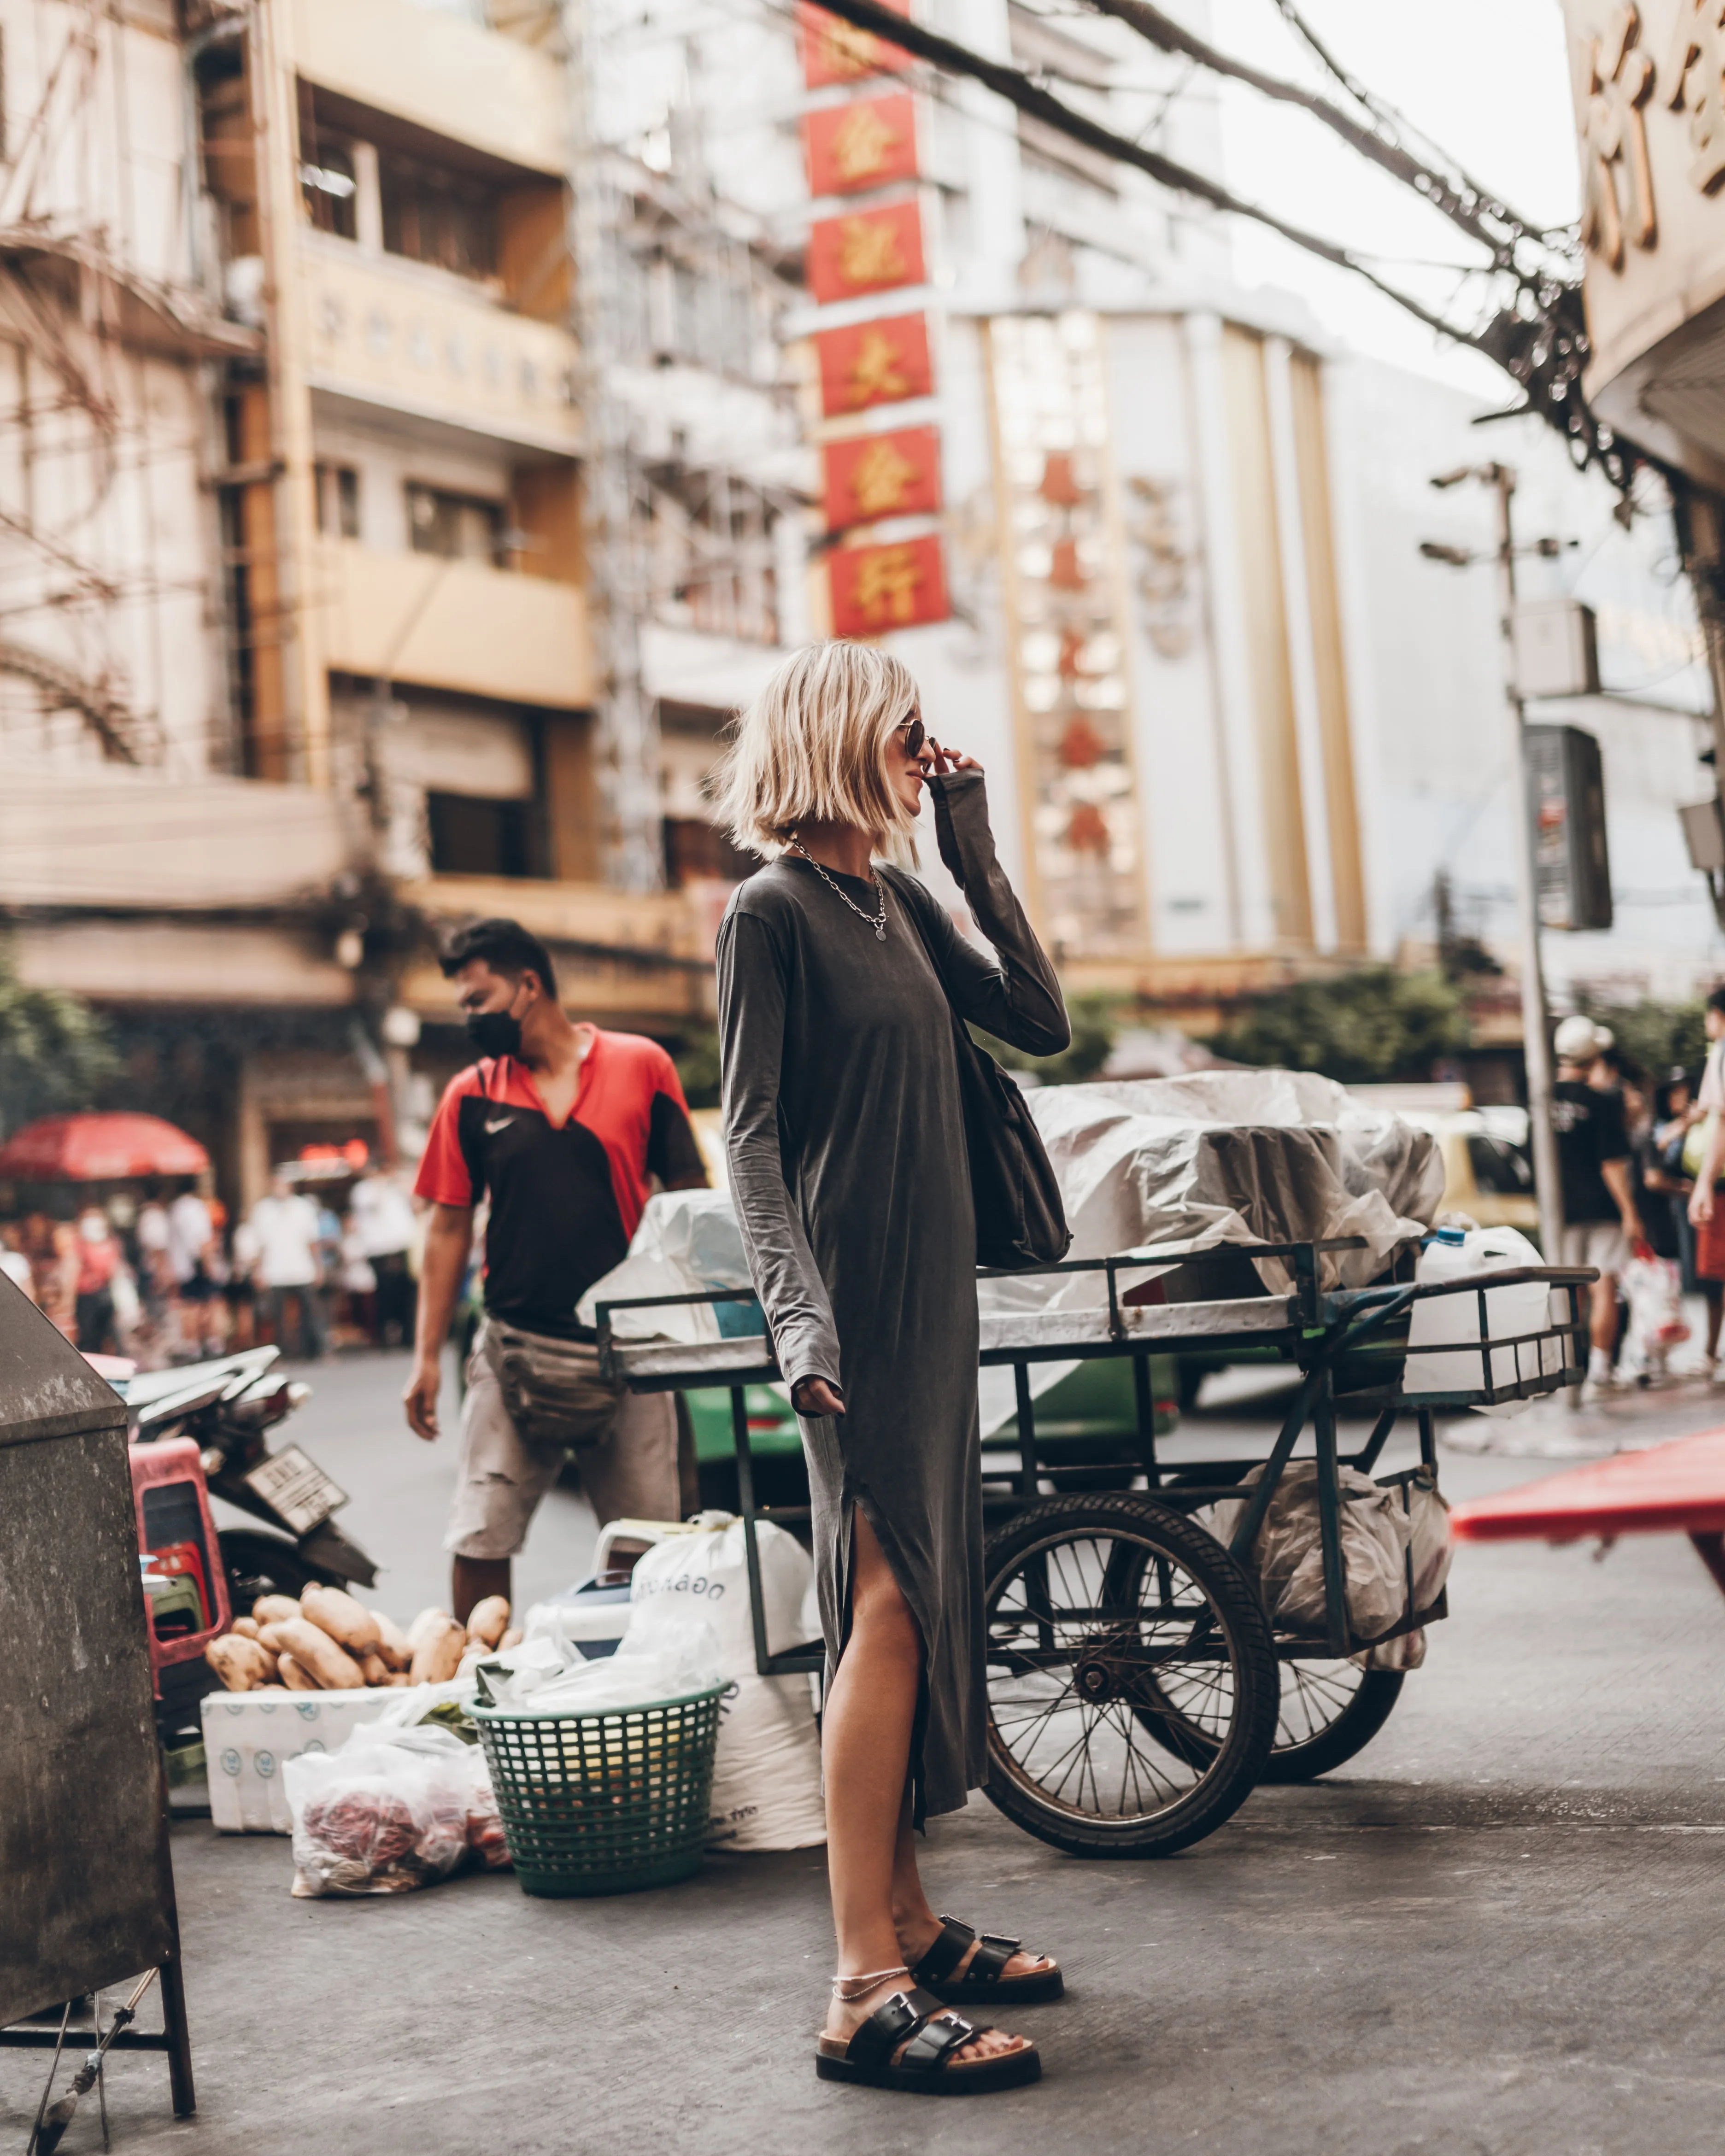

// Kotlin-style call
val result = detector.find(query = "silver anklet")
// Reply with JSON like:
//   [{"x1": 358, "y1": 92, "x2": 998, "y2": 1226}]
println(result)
[{"x1": 831, "y1": 1965, "x2": 909, "y2": 2002}]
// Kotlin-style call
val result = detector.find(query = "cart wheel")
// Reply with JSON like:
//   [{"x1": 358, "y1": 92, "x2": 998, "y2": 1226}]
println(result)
[
  {"x1": 1133, "y1": 1652, "x2": 1406, "y2": 1781},
  {"x1": 982, "y1": 1492, "x2": 1278, "y2": 1858},
  {"x1": 1257, "y1": 1663, "x2": 1405, "y2": 1781}
]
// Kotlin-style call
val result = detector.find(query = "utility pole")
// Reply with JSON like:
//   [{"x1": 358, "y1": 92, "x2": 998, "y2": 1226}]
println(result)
[{"x1": 1429, "y1": 463, "x2": 1565, "y2": 1257}]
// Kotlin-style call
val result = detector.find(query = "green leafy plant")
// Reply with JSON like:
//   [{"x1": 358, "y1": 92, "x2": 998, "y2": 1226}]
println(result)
[
  {"x1": 0, "y1": 947, "x2": 118, "y2": 1139},
  {"x1": 673, "y1": 1027, "x2": 722, "y2": 1111},
  {"x1": 1207, "y1": 967, "x2": 1468, "y2": 1085},
  {"x1": 1576, "y1": 996, "x2": 1707, "y2": 1081},
  {"x1": 975, "y1": 991, "x2": 1119, "y2": 1087}
]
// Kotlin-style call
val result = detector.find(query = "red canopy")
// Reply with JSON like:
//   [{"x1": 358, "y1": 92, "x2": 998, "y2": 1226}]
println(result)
[
  {"x1": 1449, "y1": 1429, "x2": 1725, "y2": 1545},
  {"x1": 0, "y1": 1113, "x2": 210, "y2": 1183}
]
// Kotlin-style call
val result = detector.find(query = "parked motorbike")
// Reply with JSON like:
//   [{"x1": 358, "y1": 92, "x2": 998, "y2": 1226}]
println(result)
[{"x1": 119, "y1": 1344, "x2": 378, "y2": 1607}]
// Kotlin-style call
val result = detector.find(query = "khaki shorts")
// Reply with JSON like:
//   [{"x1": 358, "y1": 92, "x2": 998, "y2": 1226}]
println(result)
[
  {"x1": 444, "y1": 1324, "x2": 680, "y2": 1559},
  {"x1": 1559, "y1": 1221, "x2": 1629, "y2": 1277}
]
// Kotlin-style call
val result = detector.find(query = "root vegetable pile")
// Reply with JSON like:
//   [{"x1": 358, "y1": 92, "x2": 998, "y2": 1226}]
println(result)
[{"x1": 204, "y1": 1592, "x2": 514, "y2": 1694}]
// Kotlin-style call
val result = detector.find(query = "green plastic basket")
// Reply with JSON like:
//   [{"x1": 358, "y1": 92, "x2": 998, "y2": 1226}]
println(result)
[{"x1": 469, "y1": 1684, "x2": 724, "y2": 1898}]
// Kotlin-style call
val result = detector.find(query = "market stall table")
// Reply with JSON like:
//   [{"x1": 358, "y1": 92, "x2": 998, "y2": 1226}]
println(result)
[{"x1": 1450, "y1": 1429, "x2": 1725, "y2": 1598}]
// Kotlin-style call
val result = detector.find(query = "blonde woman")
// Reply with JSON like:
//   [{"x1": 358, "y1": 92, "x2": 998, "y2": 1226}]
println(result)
[{"x1": 715, "y1": 642, "x2": 1069, "y2": 2096}]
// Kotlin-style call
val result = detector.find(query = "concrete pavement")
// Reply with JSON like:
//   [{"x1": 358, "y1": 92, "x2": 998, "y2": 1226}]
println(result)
[{"x1": 8, "y1": 1353, "x2": 1725, "y2": 2156}]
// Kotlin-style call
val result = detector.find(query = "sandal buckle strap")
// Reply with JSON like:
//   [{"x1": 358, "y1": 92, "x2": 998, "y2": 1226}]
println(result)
[
  {"x1": 901, "y1": 2009, "x2": 983, "y2": 2073},
  {"x1": 844, "y1": 1991, "x2": 924, "y2": 2075},
  {"x1": 912, "y1": 1916, "x2": 976, "y2": 1987}
]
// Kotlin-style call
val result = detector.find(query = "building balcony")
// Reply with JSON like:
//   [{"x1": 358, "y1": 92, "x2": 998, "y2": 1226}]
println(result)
[
  {"x1": 397, "y1": 877, "x2": 714, "y2": 1025},
  {"x1": 293, "y1": 0, "x2": 566, "y2": 176},
  {"x1": 301, "y1": 238, "x2": 581, "y2": 455},
  {"x1": 312, "y1": 538, "x2": 592, "y2": 709}
]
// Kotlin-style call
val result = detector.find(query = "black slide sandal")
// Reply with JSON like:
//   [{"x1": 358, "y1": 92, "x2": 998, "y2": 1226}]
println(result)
[
  {"x1": 816, "y1": 1987, "x2": 1041, "y2": 2095},
  {"x1": 911, "y1": 1916, "x2": 1065, "y2": 2006}
]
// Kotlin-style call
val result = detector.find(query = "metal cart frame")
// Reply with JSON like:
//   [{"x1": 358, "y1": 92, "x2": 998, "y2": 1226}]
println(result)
[{"x1": 598, "y1": 1237, "x2": 1596, "y2": 1679}]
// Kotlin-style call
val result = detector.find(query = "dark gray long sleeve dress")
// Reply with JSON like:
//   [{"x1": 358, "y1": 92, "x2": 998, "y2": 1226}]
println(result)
[{"x1": 716, "y1": 770, "x2": 1068, "y2": 1822}]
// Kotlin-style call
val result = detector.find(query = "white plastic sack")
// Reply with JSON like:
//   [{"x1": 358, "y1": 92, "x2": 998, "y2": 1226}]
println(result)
[
  {"x1": 1211, "y1": 1462, "x2": 1413, "y2": 1642},
  {"x1": 285, "y1": 1724, "x2": 488, "y2": 1897},
  {"x1": 1623, "y1": 1252, "x2": 1688, "y2": 1378},
  {"x1": 477, "y1": 1622, "x2": 725, "y2": 1716},
  {"x1": 629, "y1": 1517, "x2": 826, "y2": 1851},
  {"x1": 575, "y1": 1189, "x2": 754, "y2": 1344},
  {"x1": 1401, "y1": 1226, "x2": 1560, "y2": 1417}
]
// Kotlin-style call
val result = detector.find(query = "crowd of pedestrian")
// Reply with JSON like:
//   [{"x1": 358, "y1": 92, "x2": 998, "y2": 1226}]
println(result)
[
  {"x1": 1549, "y1": 985, "x2": 1725, "y2": 1398},
  {"x1": 0, "y1": 1158, "x2": 425, "y2": 1366}
]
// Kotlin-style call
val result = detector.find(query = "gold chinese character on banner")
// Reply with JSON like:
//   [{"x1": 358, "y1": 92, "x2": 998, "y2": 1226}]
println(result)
[
  {"x1": 839, "y1": 215, "x2": 906, "y2": 287},
  {"x1": 1580, "y1": 4, "x2": 1656, "y2": 267},
  {"x1": 846, "y1": 328, "x2": 909, "y2": 406},
  {"x1": 1666, "y1": 0, "x2": 1725, "y2": 195},
  {"x1": 852, "y1": 544, "x2": 922, "y2": 625},
  {"x1": 849, "y1": 437, "x2": 919, "y2": 518},
  {"x1": 832, "y1": 103, "x2": 898, "y2": 184}
]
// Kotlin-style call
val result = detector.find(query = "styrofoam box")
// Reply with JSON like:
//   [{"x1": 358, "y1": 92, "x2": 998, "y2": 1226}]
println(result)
[{"x1": 202, "y1": 1689, "x2": 389, "y2": 1834}]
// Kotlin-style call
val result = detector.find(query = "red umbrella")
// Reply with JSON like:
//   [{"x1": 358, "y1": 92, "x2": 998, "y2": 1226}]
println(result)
[{"x1": 0, "y1": 1113, "x2": 210, "y2": 1183}]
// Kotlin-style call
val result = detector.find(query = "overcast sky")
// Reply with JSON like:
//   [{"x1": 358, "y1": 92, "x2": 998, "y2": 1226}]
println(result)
[{"x1": 1206, "y1": 0, "x2": 1580, "y2": 401}]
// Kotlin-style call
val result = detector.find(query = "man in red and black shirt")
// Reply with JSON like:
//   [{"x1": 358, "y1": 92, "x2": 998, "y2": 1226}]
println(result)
[{"x1": 405, "y1": 917, "x2": 707, "y2": 1622}]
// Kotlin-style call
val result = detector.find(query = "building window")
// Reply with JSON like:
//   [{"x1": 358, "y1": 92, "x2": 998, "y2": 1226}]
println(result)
[
  {"x1": 301, "y1": 141, "x2": 358, "y2": 240},
  {"x1": 314, "y1": 462, "x2": 360, "y2": 538},
  {"x1": 406, "y1": 484, "x2": 505, "y2": 564},
  {"x1": 426, "y1": 793, "x2": 535, "y2": 878},
  {"x1": 380, "y1": 151, "x2": 498, "y2": 280}
]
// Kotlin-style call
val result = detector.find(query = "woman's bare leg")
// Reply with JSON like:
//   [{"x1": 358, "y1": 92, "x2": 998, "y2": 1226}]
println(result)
[{"x1": 821, "y1": 1508, "x2": 1021, "y2": 2060}]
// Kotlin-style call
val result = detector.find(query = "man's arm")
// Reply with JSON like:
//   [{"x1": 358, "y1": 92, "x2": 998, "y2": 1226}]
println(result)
[
  {"x1": 403, "y1": 1202, "x2": 474, "y2": 1440},
  {"x1": 1600, "y1": 1156, "x2": 1644, "y2": 1246}
]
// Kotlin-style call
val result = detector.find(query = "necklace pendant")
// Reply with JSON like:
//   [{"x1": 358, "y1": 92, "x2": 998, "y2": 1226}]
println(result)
[{"x1": 875, "y1": 924, "x2": 886, "y2": 941}]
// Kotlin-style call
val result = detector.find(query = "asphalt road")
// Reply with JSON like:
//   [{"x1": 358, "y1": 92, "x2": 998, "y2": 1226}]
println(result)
[{"x1": 9, "y1": 1352, "x2": 1725, "y2": 2156}]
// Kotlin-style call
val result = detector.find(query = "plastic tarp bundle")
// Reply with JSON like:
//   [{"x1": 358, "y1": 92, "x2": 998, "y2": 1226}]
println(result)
[
  {"x1": 575, "y1": 1189, "x2": 755, "y2": 1344},
  {"x1": 576, "y1": 1072, "x2": 1440, "y2": 1437},
  {"x1": 974, "y1": 1071, "x2": 1441, "y2": 1435},
  {"x1": 1019, "y1": 1072, "x2": 1441, "y2": 1294}
]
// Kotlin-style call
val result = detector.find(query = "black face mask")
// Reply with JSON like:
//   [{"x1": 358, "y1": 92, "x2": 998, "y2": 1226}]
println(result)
[{"x1": 465, "y1": 1010, "x2": 523, "y2": 1059}]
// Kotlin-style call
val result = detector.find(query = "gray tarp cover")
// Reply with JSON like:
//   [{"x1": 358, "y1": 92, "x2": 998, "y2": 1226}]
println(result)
[{"x1": 582, "y1": 1070, "x2": 1441, "y2": 1435}]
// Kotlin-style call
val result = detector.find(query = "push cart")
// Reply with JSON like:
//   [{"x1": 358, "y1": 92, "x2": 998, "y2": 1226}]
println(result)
[{"x1": 598, "y1": 1237, "x2": 1593, "y2": 1860}]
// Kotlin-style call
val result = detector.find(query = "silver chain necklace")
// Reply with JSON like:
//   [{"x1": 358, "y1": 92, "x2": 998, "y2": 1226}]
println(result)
[{"x1": 788, "y1": 839, "x2": 888, "y2": 940}]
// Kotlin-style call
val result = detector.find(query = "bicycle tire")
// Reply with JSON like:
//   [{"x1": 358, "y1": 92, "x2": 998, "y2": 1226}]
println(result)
[{"x1": 982, "y1": 1492, "x2": 1278, "y2": 1859}]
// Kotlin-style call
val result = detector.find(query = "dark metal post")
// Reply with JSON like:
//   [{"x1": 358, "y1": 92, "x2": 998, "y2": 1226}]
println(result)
[
  {"x1": 1417, "y1": 1406, "x2": 1437, "y2": 1471},
  {"x1": 1131, "y1": 1352, "x2": 1160, "y2": 1485},
  {"x1": 1014, "y1": 1359, "x2": 1037, "y2": 1501},
  {"x1": 1312, "y1": 1367, "x2": 1349, "y2": 1655},
  {"x1": 730, "y1": 1386, "x2": 773, "y2": 1677}
]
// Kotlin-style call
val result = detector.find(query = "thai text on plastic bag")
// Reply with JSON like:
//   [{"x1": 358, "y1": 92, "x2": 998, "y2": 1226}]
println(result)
[
  {"x1": 285, "y1": 1723, "x2": 503, "y2": 1896},
  {"x1": 1210, "y1": 1463, "x2": 1438, "y2": 1643},
  {"x1": 628, "y1": 1517, "x2": 827, "y2": 1851}
]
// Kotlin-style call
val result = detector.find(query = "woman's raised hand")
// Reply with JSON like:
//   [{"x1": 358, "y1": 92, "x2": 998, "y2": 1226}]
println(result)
[{"x1": 925, "y1": 738, "x2": 982, "y2": 777}]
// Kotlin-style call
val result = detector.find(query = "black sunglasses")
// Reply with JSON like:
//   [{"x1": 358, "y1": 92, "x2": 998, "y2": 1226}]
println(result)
[{"x1": 894, "y1": 716, "x2": 926, "y2": 757}]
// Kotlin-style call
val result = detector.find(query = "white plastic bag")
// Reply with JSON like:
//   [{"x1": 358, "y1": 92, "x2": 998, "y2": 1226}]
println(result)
[
  {"x1": 1401, "y1": 1225, "x2": 1557, "y2": 1416},
  {"x1": 628, "y1": 1517, "x2": 827, "y2": 1851},
  {"x1": 1623, "y1": 1252, "x2": 1688, "y2": 1378},
  {"x1": 285, "y1": 1725, "x2": 476, "y2": 1897},
  {"x1": 1210, "y1": 1463, "x2": 1412, "y2": 1642}
]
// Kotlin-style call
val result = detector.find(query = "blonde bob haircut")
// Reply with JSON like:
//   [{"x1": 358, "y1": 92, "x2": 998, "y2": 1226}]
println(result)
[{"x1": 715, "y1": 640, "x2": 921, "y2": 861}]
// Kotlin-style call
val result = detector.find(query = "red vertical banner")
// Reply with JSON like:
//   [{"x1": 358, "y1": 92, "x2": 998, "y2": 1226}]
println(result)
[
  {"x1": 798, "y1": 0, "x2": 912, "y2": 88},
  {"x1": 828, "y1": 535, "x2": 950, "y2": 635},
  {"x1": 814, "y1": 312, "x2": 934, "y2": 416},
  {"x1": 804, "y1": 92, "x2": 918, "y2": 196},
  {"x1": 807, "y1": 199, "x2": 925, "y2": 305},
  {"x1": 822, "y1": 425, "x2": 942, "y2": 530}
]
